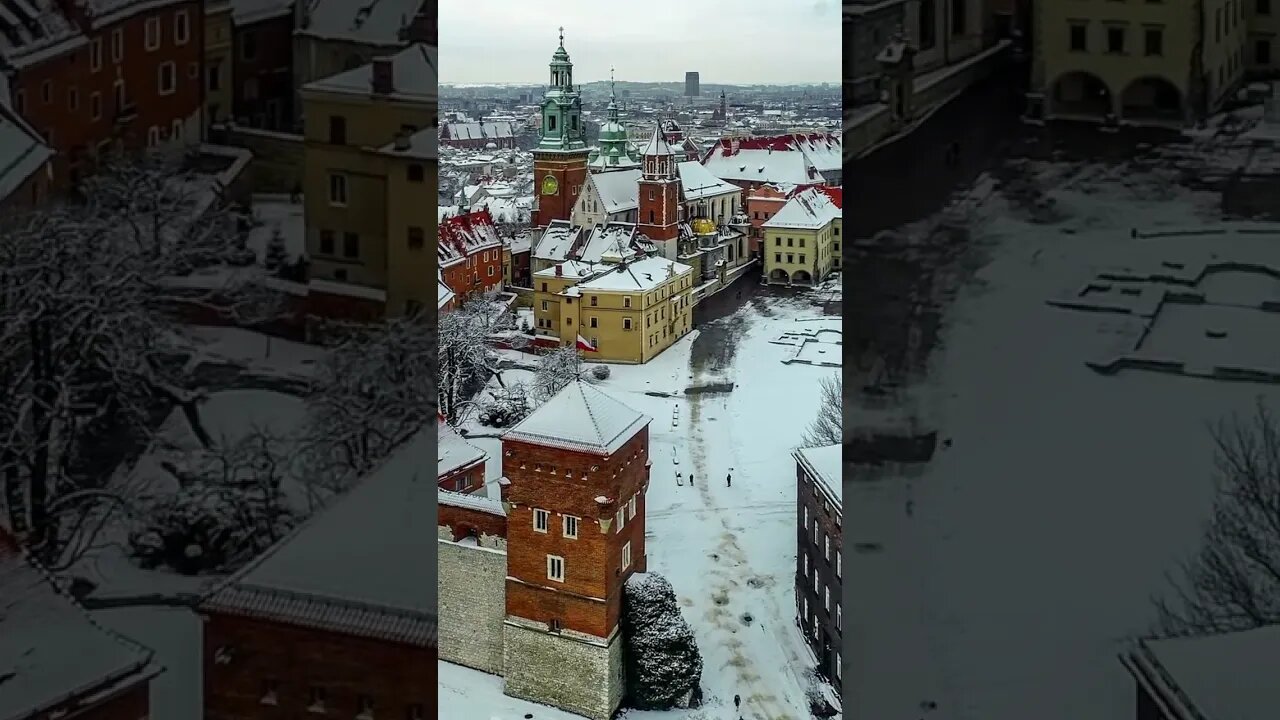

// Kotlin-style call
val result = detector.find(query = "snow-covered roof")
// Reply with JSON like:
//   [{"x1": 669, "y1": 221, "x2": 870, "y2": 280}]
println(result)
[
  {"x1": 302, "y1": 43, "x2": 436, "y2": 103},
  {"x1": 504, "y1": 381, "x2": 651, "y2": 457},
  {"x1": 298, "y1": 0, "x2": 425, "y2": 45},
  {"x1": 1123, "y1": 625, "x2": 1280, "y2": 720},
  {"x1": 438, "y1": 422, "x2": 486, "y2": 479},
  {"x1": 532, "y1": 220, "x2": 584, "y2": 263},
  {"x1": 701, "y1": 135, "x2": 830, "y2": 186},
  {"x1": 79, "y1": 0, "x2": 194, "y2": 28},
  {"x1": 795, "y1": 444, "x2": 842, "y2": 506},
  {"x1": 574, "y1": 256, "x2": 692, "y2": 293},
  {"x1": 0, "y1": 532, "x2": 161, "y2": 720},
  {"x1": 437, "y1": 274, "x2": 454, "y2": 309},
  {"x1": 533, "y1": 259, "x2": 599, "y2": 280},
  {"x1": 438, "y1": 489, "x2": 505, "y2": 517},
  {"x1": 587, "y1": 161, "x2": 740, "y2": 217},
  {"x1": 0, "y1": 0, "x2": 82, "y2": 69},
  {"x1": 0, "y1": 89, "x2": 52, "y2": 204},
  {"x1": 442, "y1": 121, "x2": 514, "y2": 141},
  {"x1": 439, "y1": 208, "x2": 503, "y2": 268},
  {"x1": 577, "y1": 222, "x2": 640, "y2": 265},
  {"x1": 678, "y1": 160, "x2": 743, "y2": 202},
  {"x1": 379, "y1": 126, "x2": 437, "y2": 160},
  {"x1": 763, "y1": 186, "x2": 842, "y2": 230},
  {"x1": 200, "y1": 428, "x2": 437, "y2": 647},
  {"x1": 228, "y1": 0, "x2": 290, "y2": 24},
  {"x1": 791, "y1": 133, "x2": 843, "y2": 173},
  {"x1": 641, "y1": 124, "x2": 673, "y2": 157}
]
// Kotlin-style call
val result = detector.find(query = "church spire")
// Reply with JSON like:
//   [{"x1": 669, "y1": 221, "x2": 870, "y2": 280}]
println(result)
[{"x1": 549, "y1": 26, "x2": 573, "y2": 90}]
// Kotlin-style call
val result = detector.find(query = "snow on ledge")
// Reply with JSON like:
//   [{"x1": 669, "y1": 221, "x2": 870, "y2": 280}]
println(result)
[{"x1": 438, "y1": 490, "x2": 506, "y2": 516}]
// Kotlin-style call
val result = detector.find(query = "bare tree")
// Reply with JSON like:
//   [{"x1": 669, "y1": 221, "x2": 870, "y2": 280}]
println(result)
[
  {"x1": 1153, "y1": 397, "x2": 1280, "y2": 636},
  {"x1": 533, "y1": 346, "x2": 583, "y2": 401},
  {"x1": 0, "y1": 149, "x2": 276, "y2": 567},
  {"x1": 299, "y1": 311, "x2": 437, "y2": 496},
  {"x1": 437, "y1": 295, "x2": 514, "y2": 422},
  {"x1": 802, "y1": 374, "x2": 842, "y2": 448}
]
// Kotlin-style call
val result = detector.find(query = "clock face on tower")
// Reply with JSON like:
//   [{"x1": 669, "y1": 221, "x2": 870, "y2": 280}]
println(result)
[{"x1": 541, "y1": 174, "x2": 559, "y2": 195}]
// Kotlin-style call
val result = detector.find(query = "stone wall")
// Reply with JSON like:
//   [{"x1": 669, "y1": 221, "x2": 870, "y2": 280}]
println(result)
[
  {"x1": 212, "y1": 123, "x2": 305, "y2": 193},
  {"x1": 502, "y1": 618, "x2": 624, "y2": 720},
  {"x1": 436, "y1": 536, "x2": 508, "y2": 674},
  {"x1": 848, "y1": 105, "x2": 893, "y2": 158}
]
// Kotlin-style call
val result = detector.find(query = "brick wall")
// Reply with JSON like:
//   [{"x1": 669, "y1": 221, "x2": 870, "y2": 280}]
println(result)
[
  {"x1": 438, "y1": 503, "x2": 507, "y2": 541},
  {"x1": 31, "y1": 681, "x2": 150, "y2": 720},
  {"x1": 202, "y1": 612, "x2": 434, "y2": 720},
  {"x1": 502, "y1": 428, "x2": 649, "y2": 639},
  {"x1": 502, "y1": 619, "x2": 623, "y2": 720},
  {"x1": 437, "y1": 462, "x2": 486, "y2": 494},
  {"x1": 435, "y1": 537, "x2": 507, "y2": 674},
  {"x1": 796, "y1": 462, "x2": 842, "y2": 692}
]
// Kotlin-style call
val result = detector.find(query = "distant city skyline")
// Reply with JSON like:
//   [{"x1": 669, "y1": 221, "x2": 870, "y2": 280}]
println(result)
[{"x1": 439, "y1": 0, "x2": 841, "y2": 85}]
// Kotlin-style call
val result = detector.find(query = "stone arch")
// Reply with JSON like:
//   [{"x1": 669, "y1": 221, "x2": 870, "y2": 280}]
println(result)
[
  {"x1": 1049, "y1": 70, "x2": 1114, "y2": 120},
  {"x1": 1120, "y1": 76, "x2": 1184, "y2": 123},
  {"x1": 451, "y1": 523, "x2": 480, "y2": 543},
  {"x1": 769, "y1": 268, "x2": 790, "y2": 285},
  {"x1": 792, "y1": 269, "x2": 814, "y2": 286}
]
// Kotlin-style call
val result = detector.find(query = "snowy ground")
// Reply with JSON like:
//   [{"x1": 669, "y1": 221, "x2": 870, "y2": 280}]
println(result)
[
  {"x1": 850, "y1": 147, "x2": 1280, "y2": 719},
  {"x1": 443, "y1": 290, "x2": 842, "y2": 719}
]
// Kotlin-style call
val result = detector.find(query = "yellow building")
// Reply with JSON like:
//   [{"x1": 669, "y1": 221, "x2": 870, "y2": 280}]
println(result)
[
  {"x1": 762, "y1": 187, "x2": 842, "y2": 287},
  {"x1": 203, "y1": 0, "x2": 234, "y2": 130},
  {"x1": 533, "y1": 256, "x2": 695, "y2": 364},
  {"x1": 300, "y1": 44, "x2": 438, "y2": 317},
  {"x1": 1033, "y1": 0, "x2": 1247, "y2": 125}
]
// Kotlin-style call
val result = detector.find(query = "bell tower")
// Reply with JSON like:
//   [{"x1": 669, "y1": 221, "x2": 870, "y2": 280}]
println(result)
[
  {"x1": 636, "y1": 122, "x2": 682, "y2": 259},
  {"x1": 531, "y1": 27, "x2": 590, "y2": 228}
]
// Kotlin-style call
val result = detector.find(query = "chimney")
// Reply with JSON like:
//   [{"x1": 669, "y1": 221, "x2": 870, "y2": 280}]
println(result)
[
  {"x1": 371, "y1": 58, "x2": 393, "y2": 94},
  {"x1": 555, "y1": 264, "x2": 563, "y2": 277}
]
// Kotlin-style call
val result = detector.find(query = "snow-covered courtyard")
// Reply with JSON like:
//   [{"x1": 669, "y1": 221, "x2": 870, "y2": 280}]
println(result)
[
  {"x1": 441, "y1": 285, "x2": 842, "y2": 719},
  {"x1": 850, "y1": 144, "x2": 1280, "y2": 720}
]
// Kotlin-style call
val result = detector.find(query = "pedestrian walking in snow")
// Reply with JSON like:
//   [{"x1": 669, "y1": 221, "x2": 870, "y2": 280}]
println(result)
[
  {"x1": 689, "y1": 473, "x2": 694, "y2": 487},
  {"x1": 676, "y1": 472, "x2": 684, "y2": 487},
  {"x1": 726, "y1": 472, "x2": 732, "y2": 487},
  {"x1": 734, "y1": 694, "x2": 741, "y2": 710}
]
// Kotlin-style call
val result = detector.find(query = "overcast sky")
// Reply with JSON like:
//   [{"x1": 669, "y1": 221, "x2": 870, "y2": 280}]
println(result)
[{"x1": 438, "y1": 0, "x2": 840, "y2": 85}]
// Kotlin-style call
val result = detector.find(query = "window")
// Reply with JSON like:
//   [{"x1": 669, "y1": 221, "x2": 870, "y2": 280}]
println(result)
[
  {"x1": 90, "y1": 92, "x2": 101, "y2": 120},
  {"x1": 328, "y1": 174, "x2": 347, "y2": 205},
  {"x1": 329, "y1": 115, "x2": 347, "y2": 145},
  {"x1": 407, "y1": 163, "x2": 424, "y2": 182},
  {"x1": 836, "y1": 652, "x2": 842, "y2": 680},
  {"x1": 260, "y1": 679, "x2": 279, "y2": 705},
  {"x1": 799, "y1": 254, "x2": 806, "y2": 264},
  {"x1": 837, "y1": 550, "x2": 841, "y2": 577},
  {"x1": 563, "y1": 515, "x2": 579, "y2": 538},
  {"x1": 1069, "y1": 24, "x2": 1087, "y2": 52},
  {"x1": 547, "y1": 555, "x2": 565, "y2": 582},
  {"x1": 919, "y1": 0, "x2": 937, "y2": 49},
  {"x1": 241, "y1": 31, "x2": 257, "y2": 61},
  {"x1": 623, "y1": 317, "x2": 633, "y2": 330},
  {"x1": 1259, "y1": 39, "x2": 1273, "y2": 65},
  {"x1": 145, "y1": 16, "x2": 160, "y2": 50},
  {"x1": 616, "y1": 507, "x2": 625, "y2": 532},
  {"x1": 208, "y1": 63, "x2": 221, "y2": 91},
  {"x1": 487, "y1": 266, "x2": 495, "y2": 277},
  {"x1": 407, "y1": 226, "x2": 425, "y2": 249},
  {"x1": 541, "y1": 300, "x2": 549, "y2": 311},
  {"x1": 90, "y1": 37, "x2": 102, "y2": 71},
  {"x1": 1106, "y1": 26, "x2": 1125, "y2": 54},
  {"x1": 814, "y1": 523, "x2": 819, "y2": 545},
  {"x1": 951, "y1": 0, "x2": 966, "y2": 35},
  {"x1": 775, "y1": 253, "x2": 782, "y2": 263},
  {"x1": 534, "y1": 508, "x2": 549, "y2": 532},
  {"x1": 319, "y1": 230, "x2": 335, "y2": 254},
  {"x1": 174, "y1": 10, "x2": 190, "y2": 45},
  {"x1": 590, "y1": 295, "x2": 598, "y2": 306},
  {"x1": 111, "y1": 28, "x2": 123, "y2": 62},
  {"x1": 158, "y1": 61, "x2": 176, "y2": 95},
  {"x1": 814, "y1": 574, "x2": 820, "y2": 595},
  {"x1": 824, "y1": 533, "x2": 830, "y2": 560},
  {"x1": 68, "y1": 87, "x2": 78, "y2": 111},
  {"x1": 1144, "y1": 27, "x2": 1163, "y2": 56},
  {"x1": 589, "y1": 316, "x2": 598, "y2": 328},
  {"x1": 41, "y1": 81, "x2": 51, "y2": 104},
  {"x1": 622, "y1": 540, "x2": 632, "y2": 569},
  {"x1": 342, "y1": 232, "x2": 359, "y2": 258},
  {"x1": 837, "y1": 604, "x2": 842, "y2": 631},
  {"x1": 803, "y1": 552, "x2": 809, "y2": 577},
  {"x1": 623, "y1": 296, "x2": 632, "y2": 308},
  {"x1": 824, "y1": 585, "x2": 830, "y2": 612},
  {"x1": 307, "y1": 687, "x2": 326, "y2": 712},
  {"x1": 356, "y1": 694, "x2": 373, "y2": 719},
  {"x1": 628, "y1": 495, "x2": 636, "y2": 519}
]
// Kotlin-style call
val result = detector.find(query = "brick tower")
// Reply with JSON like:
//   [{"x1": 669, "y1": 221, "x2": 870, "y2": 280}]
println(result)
[
  {"x1": 499, "y1": 381, "x2": 652, "y2": 720},
  {"x1": 636, "y1": 122, "x2": 682, "y2": 259},
  {"x1": 530, "y1": 27, "x2": 590, "y2": 228}
]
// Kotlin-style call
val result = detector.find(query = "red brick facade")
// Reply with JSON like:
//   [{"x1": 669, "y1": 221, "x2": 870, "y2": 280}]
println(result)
[
  {"x1": 21, "y1": 679, "x2": 149, "y2": 720},
  {"x1": 440, "y1": 248, "x2": 503, "y2": 300},
  {"x1": 437, "y1": 460, "x2": 485, "y2": 494},
  {"x1": 202, "y1": 612, "x2": 435, "y2": 720},
  {"x1": 230, "y1": 13, "x2": 293, "y2": 130},
  {"x1": 9, "y1": 0, "x2": 204, "y2": 189},
  {"x1": 501, "y1": 428, "x2": 649, "y2": 640},
  {"x1": 438, "y1": 503, "x2": 508, "y2": 541},
  {"x1": 439, "y1": 209, "x2": 505, "y2": 299},
  {"x1": 530, "y1": 150, "x2": 588, "y2": 227}
]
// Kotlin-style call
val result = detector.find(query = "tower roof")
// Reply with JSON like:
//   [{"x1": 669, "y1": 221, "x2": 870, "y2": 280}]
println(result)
[
  {"x1": 551, "y1": 25, "x2": 570, "y2": 62},
  {"x1": 504, "y1": 381, "x2": 650, "y2": 456},
  {"x1": 641, "y1": 123, "x2": 674, "y2": 157}
]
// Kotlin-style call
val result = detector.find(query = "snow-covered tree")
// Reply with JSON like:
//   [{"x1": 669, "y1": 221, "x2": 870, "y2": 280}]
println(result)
[
  {"x1": 129, "y1": 425, "x2": 297, "y2": 575},
  {"x1": 478, "y1": 382, "x2": 532, "y2": 428},
  {"x1": 0, "y1": 148, "x2": 278, "y2": 568},
  {"x1": 437, "y1": 294, "x2": 514, "y2": 422},
  {"x1": 803, "y1": 374, "x2": 842, "y2": 448},
  {"x1": 534, "y1": 346, "x2": 582, "y2": 401},
  {"x1": 264, "y1": 227, "x2": 287, "y2": 271},
  {"x1": 299, "y1": 311, "x2": 437, "y2": 496},
  {"x1": 1153, "y1": 397, "x2": 1280, "y2": 636},
  {"x1": 622, "y1": 572, "x2": 703, "y2": 710}
]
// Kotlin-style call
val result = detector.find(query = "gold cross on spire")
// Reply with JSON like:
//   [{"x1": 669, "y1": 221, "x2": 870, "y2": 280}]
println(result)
[{"x1": 559, "y1": 26, "x2": 564, "y2": 46}]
